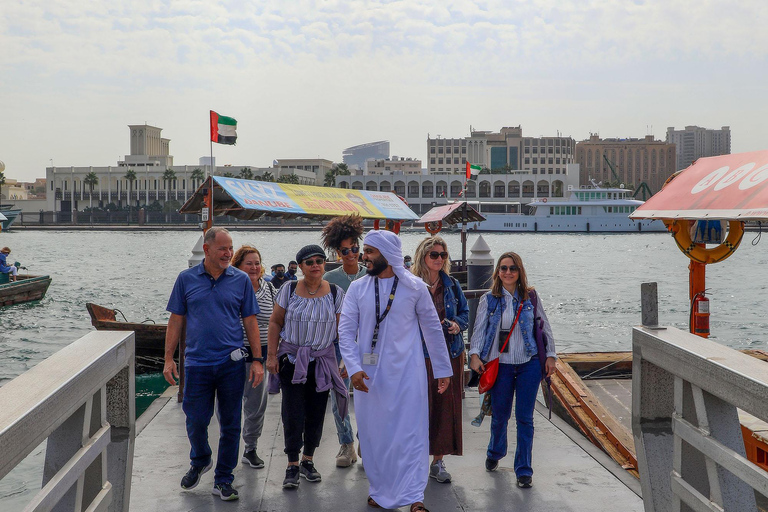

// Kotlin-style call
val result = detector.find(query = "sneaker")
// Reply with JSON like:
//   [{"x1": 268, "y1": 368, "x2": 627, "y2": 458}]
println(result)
[
  {"x1": 429, "y1": 460, "x2": 451, "y2": 483},
  {"x1": 485, "y1": 458, "x2": 499, "y2": 472},
  {"x1": 336, "y1": 443, "x2": 358, "y2": 467},
  {"x1": 180, "y1": 460, "x2": 213, "y2": 489},
  {"x1": 283, "y1": 465, "x2": 300, "y2": 489},
  {"x1": 299, "y1": 460, "x2": 322, "y2": 482},
  {"x1": 242, "y1": 449, "x2": 265, "y2": 469},
  {"x1": 212, "y1": 482, "x2": 239, "y2": 501},
  {"x1": 517, "y1": 475, "x2": 533, "y2": 488}
]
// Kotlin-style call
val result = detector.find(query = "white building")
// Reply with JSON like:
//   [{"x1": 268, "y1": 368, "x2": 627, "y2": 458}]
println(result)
[
  {"x1": 364, "y1": 156, "x2": 422, "y2": 175},
  {"x1": 666, "y1": 125, "x2": 731, "y2": 170},
  {"x1": 343, "y1": 141, "x2": 390, "y2": 170}
]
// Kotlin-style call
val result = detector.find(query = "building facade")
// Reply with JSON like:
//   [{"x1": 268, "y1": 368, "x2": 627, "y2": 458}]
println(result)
[
  {"x1": 274, "y1": 158, "x2": 334, "y2": 186},
  {"x1": 427, "y1": 126, "x2": 576, "y2": 177},
  {"x1": 342, "y1": 141, "x2": 390, "y2": 170},
  {"x1": 364, "y1": 157, "x2": 422, "y2": 175},
  {"x1": 666, "y1": 125, "x2": 731, "y2": 170},
  {"x1": 575, "y1": 135, "x2": 676, "y2": 194}
]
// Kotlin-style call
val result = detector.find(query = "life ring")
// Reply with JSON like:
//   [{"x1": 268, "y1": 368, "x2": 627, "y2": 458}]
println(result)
[
  {"x1": 670, "y1": 219, "x2": 745, "y2": 264},
  {"x1": 542, "y1": 198, "x2": 547, "y2": 203},
  {"x1": 373, "y1": 219, "x2": 402, "y2": 234},
  {"x1": 425, "y1": 221, "x2": 442, "y2": 235}
]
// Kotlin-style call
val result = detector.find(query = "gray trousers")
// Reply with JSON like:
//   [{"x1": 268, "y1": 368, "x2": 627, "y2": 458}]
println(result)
[{"x1": 242, "y1": 361, "x2": 269, "y2": 451}]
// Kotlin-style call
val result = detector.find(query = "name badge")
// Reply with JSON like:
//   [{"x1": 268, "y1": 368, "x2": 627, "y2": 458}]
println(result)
[{"x1": 363, "y1": 353, "x2": 379, "y2": 366}]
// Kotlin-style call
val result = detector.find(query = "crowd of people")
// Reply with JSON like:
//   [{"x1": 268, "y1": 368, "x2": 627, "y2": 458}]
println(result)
[{"x1": 162, "y1": 218, "x2": 556, "y2": 510}]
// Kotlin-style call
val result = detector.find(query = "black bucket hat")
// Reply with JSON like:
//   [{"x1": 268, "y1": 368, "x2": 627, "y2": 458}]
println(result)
[{"x1": 296, "y1": 244, "x2": 326, "y2": 264}]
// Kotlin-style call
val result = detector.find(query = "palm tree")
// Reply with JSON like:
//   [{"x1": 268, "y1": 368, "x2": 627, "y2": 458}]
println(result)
[
  {"x1": 162, "y1": 168, "x2": 177, "y2": 202},
  {"x1": 0, "y1": 171, "x2": 5, "y2": 203},
  {"x1": 256, "y1": 171, "x2": 274, "y2": 182},
  {"x1": 84, "y1": 171, "x2": 99, "y2": 224},
  {"x1": 124, "y1": 169, "x2": 137, "y2": 222},
  {"x1": 278, "y1": 174, "x2": 300, "y2": 185},
  {"x1": 191, "y1": 168, "x2": 205, "y2": 189},
  {"x1": 239, "y1": 167, "x2": 253, "y2": 180},
  {"x1": 325, "y1": 162, "x2": 350, "y2": 187}
]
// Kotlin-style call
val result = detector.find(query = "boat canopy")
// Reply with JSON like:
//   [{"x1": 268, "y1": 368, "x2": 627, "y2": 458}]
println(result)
[
  {"x1": 631, "y1": 150, "x2": 768, "y2": 221},
  {"x1": 415, "y1": 202, "x2": 486, "y2": 225},
  {"x1": 0, "y1": 212, "x2": 6, "y2": 221},
  {"x1": 179, "y1": 176, "x2": 419, "y2": 221}
]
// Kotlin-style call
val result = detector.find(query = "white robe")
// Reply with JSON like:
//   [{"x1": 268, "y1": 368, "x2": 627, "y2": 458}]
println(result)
[{"x1": 338, "y1": 274, "x2": 453, "y2": 509}]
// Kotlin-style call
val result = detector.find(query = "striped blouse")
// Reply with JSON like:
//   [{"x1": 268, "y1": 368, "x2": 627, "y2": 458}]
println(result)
[
  {"x1": 276, "y1": 281, "x2": 344, "y2": 353},
  {"x1": 242, "y1": 278, "x2": 277, "y2": 349}
]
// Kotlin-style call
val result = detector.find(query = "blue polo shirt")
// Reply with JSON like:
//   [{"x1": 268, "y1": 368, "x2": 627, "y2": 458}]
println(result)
[{"x1": 166, "y1": 260, "x2": 259, "y2": 366}]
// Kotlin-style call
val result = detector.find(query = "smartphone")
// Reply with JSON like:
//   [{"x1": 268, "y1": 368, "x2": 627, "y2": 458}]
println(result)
[
  {"x1": 442, "y1": 319, "x2": 452, "y2": 329},
  {"x1": 498, "y1": 329, "x2": 511, "y2": 353}
]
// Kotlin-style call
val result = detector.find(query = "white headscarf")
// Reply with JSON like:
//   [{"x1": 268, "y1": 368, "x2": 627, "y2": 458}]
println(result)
[{"x1": 363, "y1": 229, "x2": 425, "y2": 291}]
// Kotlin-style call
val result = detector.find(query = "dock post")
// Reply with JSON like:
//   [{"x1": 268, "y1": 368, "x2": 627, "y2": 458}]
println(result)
[
  {"x1": 467, "y1": 236, "x2": 494, "y2": 342},
  {"x1": 640, "y1": 282, "x2": 659, "y2": 328},
  {"x1": 106, "y1": 363, "x2": 136, "y2": 512}
]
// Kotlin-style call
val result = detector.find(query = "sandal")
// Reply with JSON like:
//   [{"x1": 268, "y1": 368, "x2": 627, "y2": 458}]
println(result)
[
  {"x1": 367, "y1": 496, "x2": 381, "y2": 508},
  {"x1": 410, "y1": 503, "x2": 430, "y2": 512}
]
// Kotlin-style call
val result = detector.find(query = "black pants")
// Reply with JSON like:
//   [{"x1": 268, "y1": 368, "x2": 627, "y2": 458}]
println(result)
[{"x1": 278, "y1": 355, "x2": 330, "y2": 462}]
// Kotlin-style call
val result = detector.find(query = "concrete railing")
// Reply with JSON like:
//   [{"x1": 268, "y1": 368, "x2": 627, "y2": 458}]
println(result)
[
  {"x1": 0, "y1": 331, "x2": 135, "y2": 512},
  {"x1": 632, "y1": 325, "x2": 768, "y2": 512}
]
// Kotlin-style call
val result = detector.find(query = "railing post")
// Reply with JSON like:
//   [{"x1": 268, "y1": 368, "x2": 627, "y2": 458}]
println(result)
[{"x1": 106, "y1": 363, "x2": 135, "y2": 512}]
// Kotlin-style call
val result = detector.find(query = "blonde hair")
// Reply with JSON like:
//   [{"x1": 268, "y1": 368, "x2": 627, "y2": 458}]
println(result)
[
  {"x1": 490, "y1": 251, "x2": 530, "y2": 300},
  {"x1": 231, "y1": 245, "x2": 265, "y2": 278},
  {"x1": 411, "y1": 236, "x2": 450, "y2": 282}
]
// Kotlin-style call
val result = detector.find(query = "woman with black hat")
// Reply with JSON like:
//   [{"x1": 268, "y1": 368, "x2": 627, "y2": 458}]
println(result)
[{"x1": 266, "y1": 244, "x2": 348, "y2": 490}]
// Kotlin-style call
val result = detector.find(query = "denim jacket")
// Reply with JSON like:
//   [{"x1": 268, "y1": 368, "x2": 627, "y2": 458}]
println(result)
[
  {"x1": 477, "y1": 291, "x2": 536, "y2": 362},
  {"x1": 423, "y1": 271, "x2": 469, "y2": 359}
]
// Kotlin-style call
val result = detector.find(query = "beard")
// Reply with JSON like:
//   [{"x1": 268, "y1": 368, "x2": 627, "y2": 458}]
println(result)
[{"x1": 364, "y1": 255, "x2": 389, "y2": 276}]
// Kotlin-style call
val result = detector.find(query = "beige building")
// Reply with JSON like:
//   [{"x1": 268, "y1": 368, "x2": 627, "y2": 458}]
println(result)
[
  {"x1": 666, "y1": 125, "x2": 731, "y2": 170},
  {"x1": 365, "y1": 157, "x2": 422, "y2": 175},
  {"x1": 274, "y1": 159, "x2": 334, "y2": 186},
  {"x1": 575, "y1": 135, "x2": 676, "y2": 194}
]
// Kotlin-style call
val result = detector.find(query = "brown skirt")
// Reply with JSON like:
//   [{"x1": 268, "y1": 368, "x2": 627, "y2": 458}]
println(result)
[{"x1": 425, "y1": 353, "x2": 464, "y2": 456}]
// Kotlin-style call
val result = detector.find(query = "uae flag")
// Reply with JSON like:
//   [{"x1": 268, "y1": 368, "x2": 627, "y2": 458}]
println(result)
[
  {"x1": 466, "y1": 162, "x2": 482, "y2": 180},
  {"x1": 210, "y1": 111, "x2": 237, "y2": 145}
]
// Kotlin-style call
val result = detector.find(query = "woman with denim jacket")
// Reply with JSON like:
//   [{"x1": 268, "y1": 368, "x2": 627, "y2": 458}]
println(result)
[
  {"x1": 468, "y1": 251, "x2": 556, "y2": 489},
  {"x1": 412, "y1": 236, "x2": 469, "y2": 484}
]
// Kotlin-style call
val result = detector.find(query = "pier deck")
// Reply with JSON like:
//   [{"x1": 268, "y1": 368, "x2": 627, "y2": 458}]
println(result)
[{"x1": 130, "y1": 389, "x2": 643, "y2": 512}]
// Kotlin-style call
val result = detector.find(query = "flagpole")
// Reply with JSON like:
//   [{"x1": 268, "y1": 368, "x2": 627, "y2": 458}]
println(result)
[{"x1": 207, "y1": 112, "x2": 214, "y2": 230}]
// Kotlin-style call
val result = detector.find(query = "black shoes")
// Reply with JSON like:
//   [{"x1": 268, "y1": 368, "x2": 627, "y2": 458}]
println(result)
[
  {"x1": 299, "y1": 460, "x2": 322, "y2": 482},
  {"x1": 485, "y1": 458, "x2": 499, "y2": 472},
  {"x1": 212, "y1": 482, "x2": 239, "y2": 501},
  {"x1": 517, "y1": 475, "x2": 533, "y2": 488},
  {"x1": 180, "y1": 460, "x2": 213, "y2": 489},
  {"x1": 283, "y1": 465, "x2": 301, "y2": 489},
  {"x1": 242, "y1": 449, "x2": 265, "y2": 469}
]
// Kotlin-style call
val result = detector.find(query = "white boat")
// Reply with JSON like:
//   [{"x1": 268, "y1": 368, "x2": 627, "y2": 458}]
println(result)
[
  {"x1": 468, "y1": 185, "x2": 668, "y2": 233},
  {"x1": 0, "y1": 205, "x2": 22, "y2": 231}
]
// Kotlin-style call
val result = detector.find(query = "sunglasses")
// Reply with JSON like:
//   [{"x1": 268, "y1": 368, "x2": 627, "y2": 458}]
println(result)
[
  {"x1": 499, "y1": 265, "x2": 520, "y2": 273},
  {"x1": 428, "y1": 251, "x2": 449, "y2": 260},
  {"x1": 340, "y1": 246, "x2": 360, "y2": 256},
  {"x1": 303, "y1": 258, "x2": 326, "y2": 267}
]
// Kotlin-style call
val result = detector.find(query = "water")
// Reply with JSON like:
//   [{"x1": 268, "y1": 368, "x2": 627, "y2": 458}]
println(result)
[{"x1": 0, "y1": 228, "x2": 767, "y2": 509}]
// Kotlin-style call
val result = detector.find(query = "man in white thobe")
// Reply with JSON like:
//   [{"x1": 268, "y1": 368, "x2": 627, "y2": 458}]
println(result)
[{"x1": 338, "y1": 229, "x2": 453, "y2": 511}]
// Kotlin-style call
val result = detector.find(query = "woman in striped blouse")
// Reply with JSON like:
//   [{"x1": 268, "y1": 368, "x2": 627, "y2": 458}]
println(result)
[
  {"x1": 232, "y1": 245, "x2": 277, "y2": 471},
  {"x1": 266, "y1": 244, "x2": 348, "y2": 490}
]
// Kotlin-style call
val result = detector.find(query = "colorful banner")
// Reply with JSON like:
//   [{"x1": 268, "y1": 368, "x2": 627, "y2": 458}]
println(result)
[
  {"x1": 213, "y1": 177, "x2": 418, "y2": 220},
  {"x1": 631, "y1": 150, "x2": 768, "y2": 221}
]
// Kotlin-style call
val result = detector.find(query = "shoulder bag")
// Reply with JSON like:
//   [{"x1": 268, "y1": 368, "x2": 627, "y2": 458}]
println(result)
[{"x1": 478, "y1": 299, "x2": 524, "y2": 394}]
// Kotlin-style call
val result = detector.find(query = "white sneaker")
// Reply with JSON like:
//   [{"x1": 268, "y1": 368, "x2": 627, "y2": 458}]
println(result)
[{"x1": 335, "y1": 442, "x2": 358, "y2": 467}]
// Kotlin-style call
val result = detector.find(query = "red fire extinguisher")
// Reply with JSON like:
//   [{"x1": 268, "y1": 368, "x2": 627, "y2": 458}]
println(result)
[{"x1": 691, "y1": 292, "x2": 710, "y2": 338}]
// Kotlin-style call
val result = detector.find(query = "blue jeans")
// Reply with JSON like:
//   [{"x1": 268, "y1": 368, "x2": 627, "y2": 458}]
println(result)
[
  {"x1": 488, "y1": 358, "x2": 540, "y2": 477},
  {"x1": 331, "y1": 342, "x2": 355, "y2": 445},
  {"x1": 183, "y1": 359, "x2": 246, "y2": 485}
]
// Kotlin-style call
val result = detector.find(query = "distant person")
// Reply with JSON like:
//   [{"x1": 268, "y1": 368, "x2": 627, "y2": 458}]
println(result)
[
  {"x1": 287, "y1": 260, "x2": 299, "y2": 280},
  {"x1": 411, "y1": 236, "x2": 469, "y2": 484},
  {"x1": 0, "y1": 247, "x2": 18, "y2": 282},
  {"x1": 404, "y1": 254, "x2": 413, "y2": 269},
  {"x1": 270, "y1": 264, "x2": 291, "y2": 289},
  {"x1": 163, "y1": 227, "x2": 263, "y2": 502},
  {"x1": 266, "y1": 245, "x2": 347, "y2": 490},
  {"x1": 321, "y1": 214, "x2": 366, "y2": 467},
  {"x1": 338, "y1": 229, "x2": 452, "y2": 512},
  {"x1": 468, "y1": 251, "x2": 556, "y2": 488},
  {"x1": 232, "y1": 245, "x2": 277, "y2": 470}
]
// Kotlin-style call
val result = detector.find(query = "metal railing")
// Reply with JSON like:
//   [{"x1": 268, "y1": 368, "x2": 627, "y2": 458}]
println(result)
[
  {"x1": 632, "y1": 325, "x2": 768, "y2": 512},
  {"x1": 0, "y1": 331, "x2": 135, "y2": 512}
]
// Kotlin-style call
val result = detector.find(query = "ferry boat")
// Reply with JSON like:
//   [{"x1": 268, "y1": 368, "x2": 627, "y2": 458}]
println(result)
[
  {"x1": 0, "y1": 204, "x2": 22, "y2": 231},
  {"x1": 468, "y1": 185, "x2": 667, "y2": 233}
]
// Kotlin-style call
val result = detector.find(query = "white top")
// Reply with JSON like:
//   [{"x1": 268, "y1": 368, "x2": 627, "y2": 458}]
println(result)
[{"x1": 276, "y1": 282, "x2": 344, "y2": 352}]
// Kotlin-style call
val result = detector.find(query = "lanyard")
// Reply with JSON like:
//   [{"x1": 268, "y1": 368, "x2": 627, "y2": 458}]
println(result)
[{"x1": 371, "y1": 276, "x2": 399, "y2": 350}]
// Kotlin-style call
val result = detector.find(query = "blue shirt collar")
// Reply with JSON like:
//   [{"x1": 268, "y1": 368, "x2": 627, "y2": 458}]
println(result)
[{"x1": 197, "y1": 259, "x2": 235, "y2": 277}]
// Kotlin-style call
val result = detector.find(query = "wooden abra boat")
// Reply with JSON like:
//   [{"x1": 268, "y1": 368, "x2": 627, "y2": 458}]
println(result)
[
  {"x1": 86, "y1": 303, "x2": 172, "y2": 373},
  {"x1": 0, "y1": 275, "x2": 52, "y2": 307}
]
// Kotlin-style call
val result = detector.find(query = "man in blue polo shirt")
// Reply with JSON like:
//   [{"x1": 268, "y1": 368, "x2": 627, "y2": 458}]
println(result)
[{"x1": 163, "y1": 227, "x2": 264, "y2": 502}]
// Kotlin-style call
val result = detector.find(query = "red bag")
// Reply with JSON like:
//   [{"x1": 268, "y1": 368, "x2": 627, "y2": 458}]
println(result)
[{"x1": 478, "y1": 301, "x2": 524, "y2": 394}]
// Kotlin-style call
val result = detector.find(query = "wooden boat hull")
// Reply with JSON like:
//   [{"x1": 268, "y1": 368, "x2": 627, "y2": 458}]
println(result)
[{"x1": 0, "y1": 275, "x2": 51, "y2": 307}]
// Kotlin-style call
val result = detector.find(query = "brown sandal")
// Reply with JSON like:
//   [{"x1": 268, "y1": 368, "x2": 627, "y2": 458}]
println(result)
[
  {"x1": 367, "y1": 496, "x2": 381, "y2": 508},
  {"x1": 410, "y1": 503, "x2": 429, "y2": 512}
]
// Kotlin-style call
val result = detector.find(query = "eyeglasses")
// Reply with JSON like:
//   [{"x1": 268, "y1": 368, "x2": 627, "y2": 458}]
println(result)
[
  {"x1": 340, "y1": 246, "x2": 360, "y2": 256},
  {"x1": 303, "y1": 258, "x2": 325, "y2": 267},
  {"x1": 499, "y1": 265, "x2": 520, "y2": 273},
  {"x1": 428, "y1": 251, "x2": 449, "y2": 260}
]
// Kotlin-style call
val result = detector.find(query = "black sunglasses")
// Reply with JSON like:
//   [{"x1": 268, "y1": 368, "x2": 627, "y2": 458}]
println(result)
[
  {"x1": 499, "y1": 265, "x2": 520, "y2": 273},
  {"x1": 428, "y1": 251, "x2": 449, "y2": 260},
  {"x1": 303, "y1": 258, "x2": 326, "y2": 266},
  {"x1": 340, "y1": 246, "x2": 360, "y2": 256}
]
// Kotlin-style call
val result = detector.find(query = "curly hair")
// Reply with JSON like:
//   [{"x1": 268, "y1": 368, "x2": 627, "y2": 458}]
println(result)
[
  {"x1": 231, "y1": 245, "x2": 265, "y2": 277},
  {"x1": 321, "y1": 214, "x2": 364, "y2": 250}
]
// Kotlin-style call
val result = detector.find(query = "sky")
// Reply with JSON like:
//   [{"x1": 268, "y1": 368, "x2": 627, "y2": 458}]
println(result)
[{"x1": 2, "y1": 0, "x2": 767, "y2": 182}]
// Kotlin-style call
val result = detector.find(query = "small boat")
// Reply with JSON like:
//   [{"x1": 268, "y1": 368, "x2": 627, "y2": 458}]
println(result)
[
  {"x1": 0, "y1": 274, "x2": 52, "y2": 307},
  {"x1": 86, "y1": 303, "x2": 172, "y2": 373}
]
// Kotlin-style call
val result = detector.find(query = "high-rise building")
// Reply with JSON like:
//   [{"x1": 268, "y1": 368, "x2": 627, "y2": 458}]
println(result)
[
  {"x1": 666, "y1": 126, "x2": 731, "y2": 170},
  {"x1": 575, "y1": 134, "x2": 676, "y2": 194},
  {"x1": 342, "y1": 141, "x2": 390, "y2": 170}
]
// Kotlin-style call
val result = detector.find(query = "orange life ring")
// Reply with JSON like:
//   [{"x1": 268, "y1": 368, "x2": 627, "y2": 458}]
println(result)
[
  {"x1": 542, "y1": 198, "x2": 547, "y2": 203},
  {"x1": 425, "y1": 221, "x2": 442, "y2": 235},
  {"x1": 373, "y1": 219, "x2": 402, "y2": 234},
  {"x1": 670, "y1": 219, "x2": 745, "y2": 264}
]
